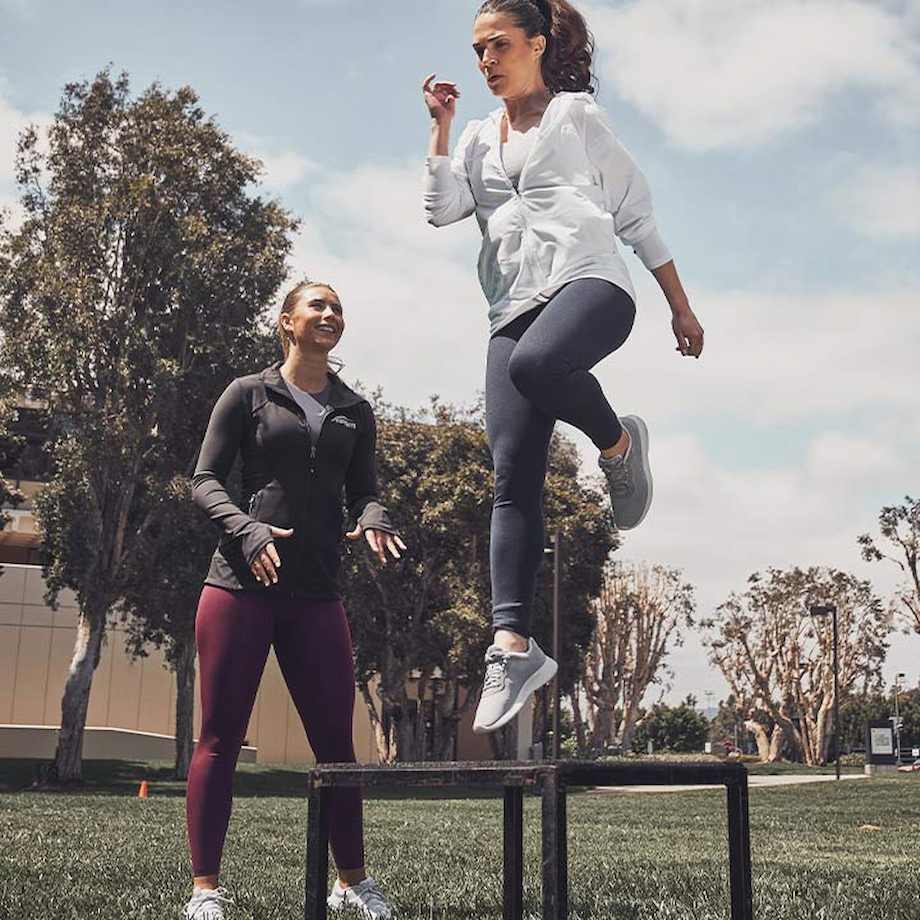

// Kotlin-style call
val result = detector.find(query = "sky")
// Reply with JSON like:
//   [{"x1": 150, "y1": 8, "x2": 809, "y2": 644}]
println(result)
[{"x1": 1, "y1": 0, "x2": 918, "y2": 706}]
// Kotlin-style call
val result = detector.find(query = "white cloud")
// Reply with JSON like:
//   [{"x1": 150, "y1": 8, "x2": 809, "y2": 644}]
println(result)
[
  {"x1": 806, "y1": 432, "x2": 903, "y2": 482},
  {"x1": 0, "y1": 91, "x2": 49, "y2": 184},
  {"x1": 255, "y1": 149, "x2": 318, "y2": 191},
  {"x1": 587, "y1": 276, "x2": 920, "y2": 429},
  {"x1": 833, "y1": 164, "x2": 920, "y2": 238},
  {"x1": 234, "y1": 131, "x2": 319, "y2": 192},
  {"x1": 583, "y1": 0, "x2": 920, "y2": 150},
  {"x1": 313, "y1": 159, "x2": 484, "y2": 258}
]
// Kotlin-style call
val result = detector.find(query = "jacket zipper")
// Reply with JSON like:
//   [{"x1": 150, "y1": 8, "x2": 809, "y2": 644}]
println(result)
[
  {"x1": 496, "y1": 112, "x2": 542, "y2": 280},
  {"x1": 309, "y1": 407, "x2": 334, "y2": 477}
]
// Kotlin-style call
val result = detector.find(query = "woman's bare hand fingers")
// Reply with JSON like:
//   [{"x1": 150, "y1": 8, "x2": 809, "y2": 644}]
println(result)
[
  {"x1": 364, "y1": 529, "x2": 387, "y2": 564},
  {"x1": 385, "y1": 535, "x2": 403, "y2": 560},
  {"x1": 259, "y1": 549, "x2": 278, "y2": 584},
  {"x1": 251, "y1": 559, "x2": 267, "y2": 585},
  {"x1": 423, "y1": 74, "x2": 460, "y2": 116},
  {"x1": 266, "y1": 542, "x2": 281, "y2": 570},
  {"x1": 423, "y1": 73, "x2": 460, "y2": 93}
]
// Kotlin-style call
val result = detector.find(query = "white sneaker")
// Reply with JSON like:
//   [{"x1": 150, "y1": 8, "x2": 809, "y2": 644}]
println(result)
[
  {"x1": 182, "y1": 886, "x2": 234, "y2": 919},
  {"x1": 473, "y1": 638, "x2": 557, "y2": 734},
  {"x1": 327, "y1": 876, "x2": 393, "y2": 919}
]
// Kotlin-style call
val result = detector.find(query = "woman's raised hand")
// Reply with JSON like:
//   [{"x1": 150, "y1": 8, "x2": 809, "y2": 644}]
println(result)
[
  {"x1": 346, "y1": 524, "x2": 408, "y2": 566},
  {"x1": 250, "y1": 525, "x2": 294, "y2": 587},
  {"x1": 422, "y1": 73, "x2": 461, "y2": 123}
]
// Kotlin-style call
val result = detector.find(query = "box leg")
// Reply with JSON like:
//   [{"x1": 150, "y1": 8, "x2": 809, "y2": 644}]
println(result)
[
  {"x1": 305, "y1": 779, "x2": 330, "y2": 920},
  {"x1": 726, "y1": 777, "x2": 753, "y2": 920},
  {"x1": 541, "y1": 771, "x2": 567, "y2": 920},
  {"x1": 504, "y1": 786, "x2": 524, "y2": 920}
]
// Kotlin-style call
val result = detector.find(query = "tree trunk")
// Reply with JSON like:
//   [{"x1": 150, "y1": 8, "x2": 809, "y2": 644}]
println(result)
[
  {"x1": 619, "y1": 700, "x2": 642, "y2": 752},
  {"x1": 745, "y1": 720, "x2": 775, "y2": 762},
  {"x1": 569, "y1": 687, "x2": 586, "y2": 754},
  {"x1": 359, "y1": 683, "x2": 391, "y2": 763},
  {"x1": 815, "y1": 698, "x2": 834, "y2": 765},
  {"x1": 432, "y1": 682, "x2": 460, "y2": 761},
  {"x1": 591, "y1": 705, "x2": 614, "y2": 749},
  {"x1": 768, "y1": 724, "x2": 785, "y2": 762},
  {"x1": 173, "y1": 635, "x2": 196, "y2": 780},
  {"x1": 395, "y1": 706, "x2": 421, "y2": 762},
  {"x1": 53, "y1": 606, "x2": 108, "y2": 783}
]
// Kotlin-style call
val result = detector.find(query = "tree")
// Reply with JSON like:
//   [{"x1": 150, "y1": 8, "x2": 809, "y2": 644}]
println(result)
[
  {"x1": 708, "y1": 695, "x2": 748, "y2": 755},
  {"x1": 117, "y1": 331, "x2": 278, "y2": 780},
  {"x1": 0, "y1": 69, "x2": 296, "y2": 782},
  {"x1": 632, "y1": 695, "x2": 709, "y2": 754},
  {"x1": 702, "y1": 567, "x2": 891, "y2": 765},
  {"x1": 577, "y1": 561, "x2": 694, "y2": 753},
  {"x1": 859, "y1": 496, "x2": 920, "y2": 636},
  {"x1": 0, "y1": 382, "x2": 26, "y2": 559},
  {"x1": 838, "y1": 684, "x2": 920, "y2": 753},
  {"x1": 342, "y1": 395, "x2": 616, "y2": 762}
]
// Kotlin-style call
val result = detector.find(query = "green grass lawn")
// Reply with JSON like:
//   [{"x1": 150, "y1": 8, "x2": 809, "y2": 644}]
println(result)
[{"x1": 0, "y1": 760, "x2": 917, "y2": 919}]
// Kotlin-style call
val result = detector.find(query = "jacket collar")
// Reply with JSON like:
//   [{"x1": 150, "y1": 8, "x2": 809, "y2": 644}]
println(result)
[
  {"x1": 260, "y1": 360, "x2": 367, "y2": 410},
  {"x1": 487, "y1": 89, "x2": 583, "y2": 129}
]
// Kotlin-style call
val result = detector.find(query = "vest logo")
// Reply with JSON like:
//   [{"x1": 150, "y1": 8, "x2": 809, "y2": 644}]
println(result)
[{"x1": 332, "y1": 416, "x2": 357, "y2": 430}]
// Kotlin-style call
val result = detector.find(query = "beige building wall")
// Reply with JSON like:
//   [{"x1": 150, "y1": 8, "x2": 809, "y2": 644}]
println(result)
[
  {"x1": 0, "y1": 564, "x2": 492, "y2": 764},
  {"x1": 0, "y1": 563, "x2": 378, "y2": 764}
]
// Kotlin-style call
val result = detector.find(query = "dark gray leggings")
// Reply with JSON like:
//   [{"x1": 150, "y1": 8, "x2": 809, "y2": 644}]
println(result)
[{"x1": 486, "y1": 278, "x2": 635, "y2": 637}]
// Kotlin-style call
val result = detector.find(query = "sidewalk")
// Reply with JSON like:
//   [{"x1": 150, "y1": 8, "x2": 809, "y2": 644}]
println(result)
[{"x1": 593, "y1": 772, "x2": 870, "y2": 794}]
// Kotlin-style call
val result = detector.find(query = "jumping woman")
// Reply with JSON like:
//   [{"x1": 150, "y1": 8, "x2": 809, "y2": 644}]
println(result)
[
  {"x1": 184, "y1": 280, "x2": 405, "y2": 920},
  {"x1": 421, "y1": 0, "x2": 704, "y2": 734}
]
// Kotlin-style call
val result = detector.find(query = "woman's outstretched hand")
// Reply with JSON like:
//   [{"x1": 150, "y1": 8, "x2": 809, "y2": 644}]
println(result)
[
  {"x1": 346, "y1": 524, "x2": 408, "y2": 566},
  {"x1": 250, "y1": 526, "x2": 294, "y2": 586},
  {"x1": 672, "y1": 306, "x2": 705, "y2": 358},
  {"x1": 422, "y1": 72, "x2": 461, "y2": 123}
]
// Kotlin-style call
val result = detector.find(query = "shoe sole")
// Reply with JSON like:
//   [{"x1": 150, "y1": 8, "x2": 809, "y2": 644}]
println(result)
[
  {"x1": 327, "y1": 896, "x2": 387, "y2": 919},
  {"x1": 472, "y1": 655, "x2": 558, "y2": 734},
  {"x1": 616, "y1": 415, "x2": 653, "y2": 531}
]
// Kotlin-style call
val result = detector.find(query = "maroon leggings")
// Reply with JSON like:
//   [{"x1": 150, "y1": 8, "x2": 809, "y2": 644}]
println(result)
[{"x1": 186, "y1": 585, "x2": 364, "y2": 877}]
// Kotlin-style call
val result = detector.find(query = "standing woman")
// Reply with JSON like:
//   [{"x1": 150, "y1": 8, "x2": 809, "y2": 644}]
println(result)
[
  {"x1": 183, "y1": 280, "x2": 405, "y2": 920},
  {"x1": 421, "y1": 0, "x2": 704, "y2": 733}
]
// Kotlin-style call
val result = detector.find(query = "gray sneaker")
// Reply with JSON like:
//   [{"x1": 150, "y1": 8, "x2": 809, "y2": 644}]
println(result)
[
  {"x1": 183, "y1": 887, "x2": 234, "y2": 920},
  {"x1": 473, "y1": 638, "x2": 558, "y2": 734},
  {"x1": 598, "y1": 414, "x2": 653, "y2": 530},
  {"x1": 327, "y1": 876, "x2": 392, "y2": 919}
]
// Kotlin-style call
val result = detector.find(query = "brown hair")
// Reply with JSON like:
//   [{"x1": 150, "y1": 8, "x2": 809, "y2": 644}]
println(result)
[
  {"x1": 475, "y1": 0, "x2": 596, "y2": 95},
  {"x1": 277, "y1": 278, "x2": 341, "y2": 361}
]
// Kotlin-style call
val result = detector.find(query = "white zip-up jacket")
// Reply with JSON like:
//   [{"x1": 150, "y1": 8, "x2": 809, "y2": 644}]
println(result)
[{"x1": 423, "y1": 91, "x2": 672, "y2": 334}]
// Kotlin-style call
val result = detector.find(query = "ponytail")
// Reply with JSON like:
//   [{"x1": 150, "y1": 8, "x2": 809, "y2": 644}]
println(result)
[{"x1": 475, "y1": 0, "x2": 596, "y2": 95}]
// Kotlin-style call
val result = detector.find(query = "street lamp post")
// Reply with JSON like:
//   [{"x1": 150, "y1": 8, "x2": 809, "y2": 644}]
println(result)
[
  {"x1": 809, "y1": 604, "x2": 840, "y2": 781},
  {"x1": 544, "y1": 530, "x2": 562, "y2": 760},
  {"x1": 894, "y1": 672, "x2": 906, "y2": 765}
]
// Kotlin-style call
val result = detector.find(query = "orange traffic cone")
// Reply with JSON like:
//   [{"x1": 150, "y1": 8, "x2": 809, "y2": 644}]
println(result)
[{"x1": 138, "y1": 780, "x2": 149, "y2": 799}]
